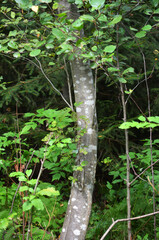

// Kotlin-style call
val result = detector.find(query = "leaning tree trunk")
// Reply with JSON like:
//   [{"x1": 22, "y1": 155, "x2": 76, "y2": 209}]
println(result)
[{"x1": 59, "y1": 1, "x2": 98, "y2": 240}]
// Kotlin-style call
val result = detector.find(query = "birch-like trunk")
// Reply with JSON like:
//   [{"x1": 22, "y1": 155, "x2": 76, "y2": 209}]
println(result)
[{"x1": 59, "y1": 1, "x2": 98, "y2": 240}]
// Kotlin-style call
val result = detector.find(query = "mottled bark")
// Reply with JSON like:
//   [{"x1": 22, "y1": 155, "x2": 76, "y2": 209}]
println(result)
[{"x1": 59, "y1": 1, "x2": 98, "y2": 240}]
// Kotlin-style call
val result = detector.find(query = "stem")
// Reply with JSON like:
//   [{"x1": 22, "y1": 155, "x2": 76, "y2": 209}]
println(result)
[
  {"x1": 141, "y1": 50, "x2": 156, "y2": 239},
  {"x1": 100, "y1": 211, "x2": 159, "y2": 240},
  {"x1": 116, "y1": 21, "x2": 131, "y2": 239}
]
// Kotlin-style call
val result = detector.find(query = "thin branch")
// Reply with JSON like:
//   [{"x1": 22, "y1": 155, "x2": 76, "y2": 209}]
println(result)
[
  {"x1": 64, "y1": 58, "x2": 74, "y2": 110},
  {"x1": 34, "y1": 57, "x2": 74, "y2": 111},
  {"x1": 130, "y1": 158, "x2": 159, "y2": 185},
  {"x1": 100, "y1": 211, "x2": 159, "y2": 240}
]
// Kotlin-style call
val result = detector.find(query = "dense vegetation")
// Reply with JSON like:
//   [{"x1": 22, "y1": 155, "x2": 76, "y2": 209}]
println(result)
[{"x1": 0, "y1": 0, "x2": 159, "y2": 239}]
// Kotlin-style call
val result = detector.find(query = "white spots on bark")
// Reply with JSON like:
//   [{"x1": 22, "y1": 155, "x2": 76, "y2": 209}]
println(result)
[
  {"x1": 87, "y1": 128, "x2": 93, "y2": 134},
  {"x1": 80, "y1": 224, "x2": 87, "y2": 231},
  {"x1": 73, "y1": 205, "x2": 78, "y2": 210},
  {"x1": 88, "y1": 72, "x2": 92, "y2": 77},
  {"x1": 87, "y1": 184, "x2": 92, "y2": 190},
  {"x1": 89, "y1": 79, "x2": 93, "y2": 84},
  {"x1": 79, "y1": 66, "x2": 86, "y2": 71},
  {"x1": 87, "y1": 94, "x2": 93, "y2": 100},
  {"x1": 62, "y1": 228, "x2": 66, "y2": 232},
  {"x1": 74, "y1": 75, "x2": 76, "y2": 78},
  {"x1": 76, "y1": 107, "x2": 81, "y2": 113},
  {"x1": 85, "y1": 100, "x2": 94, "y2": 105},
  {"x1": 78, "y1": 120, "x2": 81, "y2": 125},
  {"x1": 80, "y1": 77, "x2": 87, "y2": 81},
  {"x1": 74, "y1": 90, "x2": 78, "y2": 93},
  {"x1": 85, "y1": 108, "x2": 88, "y2": 114},
  {"x1": 83, "y1": 217, "x2": 86, "y2": 221},
  {"x1": 86, "y1": 90, "x2": 91, "y2": 93},
  {"x1": 83, "y1": 205, "x2": 86, "y2": 209},
  {"x1": 72, "y1": 198, "x2": 76, "y2": 202},
  {"x1": 74, "y1": 238, "x2": 78, "y2": 240},
  {"x1": 87, "y1": 145, "x2": 97, "y2": 152},
  {"x1": 76, "y1": 81, "x2": 80, "y2": 84},
  {"x1": 73, "y1": 229, "x2": 81, "y2": 236}
]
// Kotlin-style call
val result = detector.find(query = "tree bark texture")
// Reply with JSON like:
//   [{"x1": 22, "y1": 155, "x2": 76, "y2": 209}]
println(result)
[{"x1": 59, "y1": 1, "x2": 98, "y2": 240}]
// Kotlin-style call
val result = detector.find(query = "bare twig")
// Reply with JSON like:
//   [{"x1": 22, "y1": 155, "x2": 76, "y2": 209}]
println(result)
[
  {"x1": 64, "y1": 58, "x2": 74, "y2": 110},
  {"x1": 35, "y1": 57, "x2": 74, "y2": 111},
  {"x1": 100, "y1": 211, "x2": 159, "y2": 240}
]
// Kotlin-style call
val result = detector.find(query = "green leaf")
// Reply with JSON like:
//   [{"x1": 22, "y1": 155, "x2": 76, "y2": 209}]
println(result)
[
  {"x1": 8, "y1": 41, "x2": 18, "y2": 49},
  {"x1": 104, "y1": 45, "x2": 116, "y2": 53},
  {"x1": 98, "y1": 14, "x2": 107, "y2": 22},
  {"x1": 27, "y1": 179, "x2": 37, "y2": 185},
  {"x1": 38, "y1": 187, "x2": 60, "y2": 196},
  {"x1": 39, "y1": 0, "x2": 52, "y2": 2},
  {"x1": 11, "y1": 11, "x2": 15, "y2": 18},
  {"x1": 45, "y1": 43, "x2": 54, "y2": 49},
  {"x1": 21, "y1": 125, "x2": 32, "y2": 134},
  {"x1": 26, "y1": 169, "x2": 32, "y2": 177},
  {"x1": 23, "y1": 201, "x2": 32, "y2": 211},
  {"x1": 52, "y1": 28, "x2": 65, "y2": 40},
  {"x1": 108, "y1": 67, "x2": 119, "y2": 72},
  {"x1": 13, "y1": 52, "x2": 21, "y2": 58},
  {"x1": 19, "y1": 186, "x2": 29, "y2": 192},
  {"x1": 89, "y1": 0, "x2": 105, "y2": 9},
  {"x1": 108, "y1": 15, "x2": 122, "y2": 26},
  {"x1": 9, "y1": 171, "x2": 24, "y2": 177},
  {"x1": 123, "y1": 67, "x2": 134, "y2": 75},
  {"x1": 72, "y1": 19, "x2": 84, "y2": 30},
  {"x1": 142, "y1": 25, "x2": 152, "y2": 31},
  {"x1": 135, "y1": 31, "x2": 146, "y2": 38},
  {"x1": 8, "y1": 30, "x2": 18, "y2": 37},
  {"x1": 31, "y1": 199, "x2": 44, "y2": 210},
  {"x1": 80, "y1": 15, "x2": 94, "y2": 22},
  {"x1": 52, "y1": 173, "x2": 61, "y2": 181},
  {"x1": 119, "y1": 77, "x2": 127, "y2": 83},
  {"x1": 29, "y1": 49, "x2": 41, "y2": 57}
]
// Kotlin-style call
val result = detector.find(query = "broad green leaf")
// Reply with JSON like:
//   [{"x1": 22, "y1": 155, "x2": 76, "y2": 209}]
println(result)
[
  {"x1": 19, "y1": 176, "x2": 27, "y2": 181},
  {"x1": 21, "y1": 125, "x2": 32, "y2": 134},
  {"x1": 26, "y1": 169, "x2": 32, "y2": 177},
  {"x1": 98, "y1": 14, "x2": 107, "y2": 22},
  {"x1": 49, "y1": 62, "x2": 55, "y2": 66},
  {"x1": 45, "y1": 43, "x2": 54, "y2": 49},
  {"x1": 52, "y1": 173, "x2": 61, "y2": 181},
  {"x1": 108, "y1": 15, "x2": 122, "y2": 26},
  {"x1": 11, "y1": 11, "x2": 15, "y2": 18},
  {"x1": 104, "y1": 45, "x2": 116, "y2": 53},
  {"x1": 29, "y1": 49, "x2": 41, "y2": 57},
  {"x1": 15, "y1": 0, "x2": 33, "y2": 9},
  {"x1": 38, "y1": 187, "x2": 60, "y2": 196},
  {"x1": 23, "y1": 201, "x2": 32, "y2": 211},
  {"x1": 24, "y1": 112, "x2": 35, "y2": 117},
  {"x1": 52, "y1": 28, "x2": 65, "y2": 40},
  {"x1": 108, "y1": 67, "x2": 119, "y2": 72},
  {"x1": 89, "y1": 0, "x2": 105, "y2": 9},
  {"x1": 152, "y1": 0, "x2": 159, "y2": 7},
  {"x1": 72, "y1": 19, "x2": 83, "y2": 30},
  {"x1": 31, "y1": 199, "x2": 44, "y2": 210},
  {"x1": 91, "y1": 46, "x2": 97, "y2": 51},
  {"x1": 8, "y1": 41, "x2": 18, "y2": 49},
  {"x1": 148, "y1": 116, "x2": 159, "y2": 123},
  {"x1": 19, "y1": 186, "x2": 29, "y2": 192},
  {"x1": 13, "y1": 52, "x2": 21, "y2": 58},
  {"x1": 138, "y1": 116, "x2": 146, "y2": 122},
  {"x1": 61, "y1": 138, "x2": 72, "y2": 143},
  {"x1": 8, "y1": 30, "x2": 18, "y2": 37},
  {"x1": 123, "y1": 67, "x2": 134, "y2": 75},
  {"x1": 142, "y1": 25, "x2": 152, "y2": 31},
  {"x1": 80, "y1": 15, "x2": 94, "y2": 22},
  {"x1": 135, "y1": 31, "x2": 146, "y2": 38},
  {"x1": 9, "y1": 171, "x2": 24, "y2": 177},
  {"x1": 0, "y1": 218, "x2": 9, "y2": 230},
  {"x1": 39, "y1": 0, "x2": 52, "y2": 2},
  {"x1": 27, "y1": 179, "x2": 37, "y2": 185},
  {"x1": 119, "y1": 77, "x2": 127, "y2": 83}
]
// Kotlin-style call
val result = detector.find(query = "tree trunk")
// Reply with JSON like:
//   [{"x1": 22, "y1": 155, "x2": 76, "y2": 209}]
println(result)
[{"x1": 59, "y1": 1, "x2": 98, "y2": 240}]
